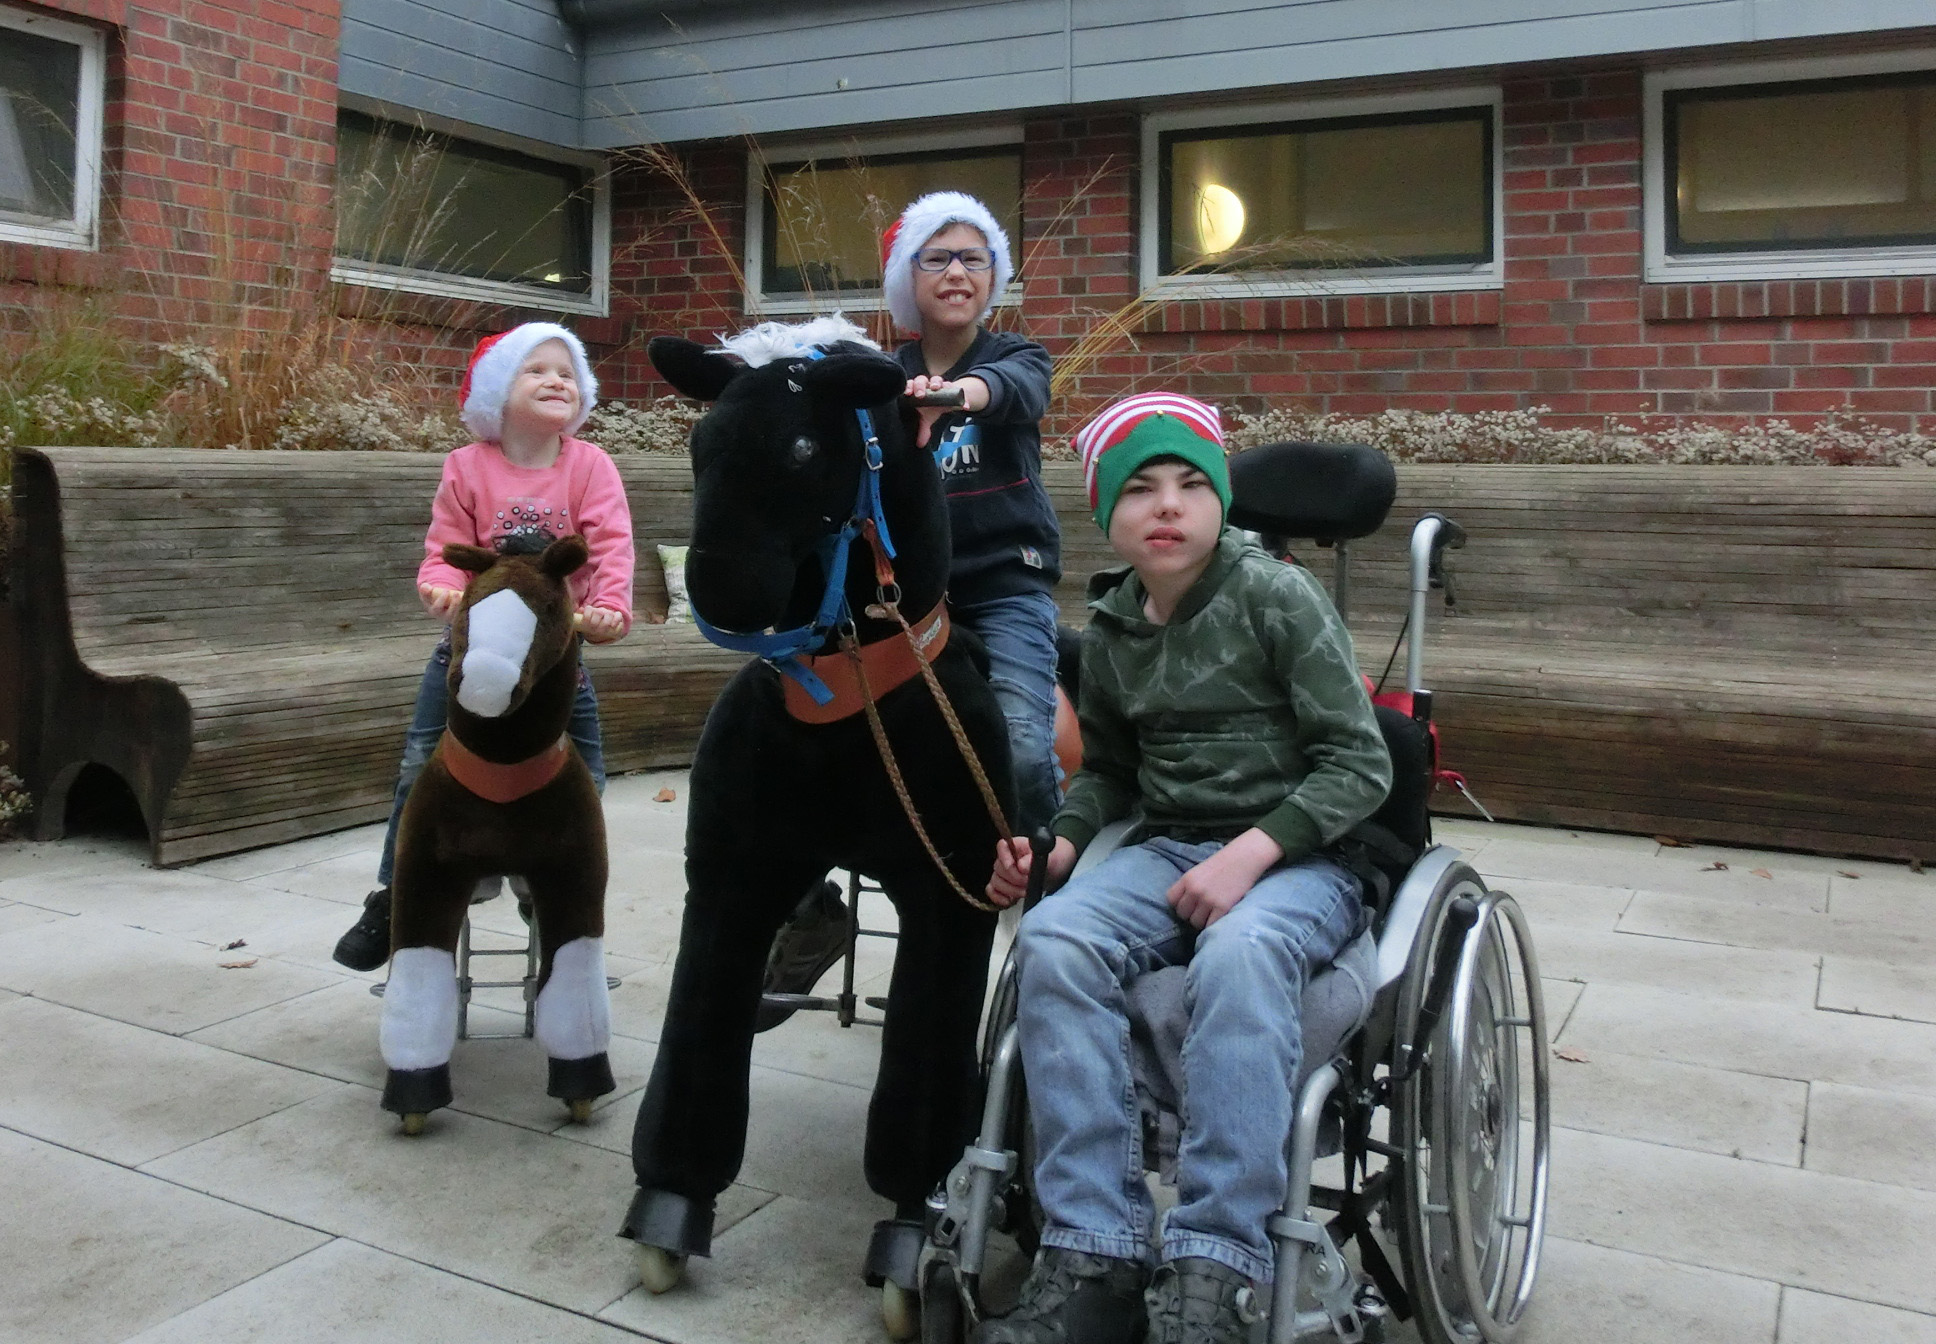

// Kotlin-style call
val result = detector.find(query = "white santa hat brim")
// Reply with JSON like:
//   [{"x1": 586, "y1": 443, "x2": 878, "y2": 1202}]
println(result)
[
  {"x1": 460, "y1": 322, "x2": 598, "y2": 441},
  {"x1": 882, "y1": 191, "x2": 1013, "y2": 334}
]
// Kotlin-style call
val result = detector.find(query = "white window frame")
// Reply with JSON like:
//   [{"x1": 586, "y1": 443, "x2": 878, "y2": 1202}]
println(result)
[
  {"x1": 745, "y1": 124, "x2": 1025, "y2": 317},
  {"x1": 1140, "y1": 86, "x2": 1504, "y2": 301},
  {"x1": 329, "y1": 99, "x2": 611, "y2": 316},
  {"x1": 0, "y1": 5, "x2": 105, "y2": 251},
  {"x1": 1645, "y1": 50, "x2": 1936, "y2": 284}
]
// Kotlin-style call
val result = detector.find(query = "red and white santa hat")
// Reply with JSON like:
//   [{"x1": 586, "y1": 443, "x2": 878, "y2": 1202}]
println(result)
[
  {"x1": 880, "y1": 191, "x2": 1013, "y2": 334},
  {"x1": 1074, "y1": 392, "x2": 1229, "y2": 531},
  {"x1": 459, "y1": 322, "x2": 598, "y2": 441}
]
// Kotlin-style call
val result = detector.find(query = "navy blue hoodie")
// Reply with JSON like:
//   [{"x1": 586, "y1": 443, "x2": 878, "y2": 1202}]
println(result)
[{"x1": 895, "y1": 329, "x2": 1062, "y2": 606}]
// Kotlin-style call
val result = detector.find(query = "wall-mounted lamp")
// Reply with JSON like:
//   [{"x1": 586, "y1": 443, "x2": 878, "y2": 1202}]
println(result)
[{"x1": 1195, "y1": 183, "x2": 1246, "y2": 255}]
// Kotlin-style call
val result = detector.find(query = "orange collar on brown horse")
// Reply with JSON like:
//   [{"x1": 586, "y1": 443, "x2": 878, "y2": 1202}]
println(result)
[{"x1": 437, "y1": 729, "x2": 570, "y2": 803}]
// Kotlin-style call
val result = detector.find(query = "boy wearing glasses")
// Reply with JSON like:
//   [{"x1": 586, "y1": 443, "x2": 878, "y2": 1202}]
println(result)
[{"x1": 762, "y1": 192, "x2": 1066, "y2": 1017}]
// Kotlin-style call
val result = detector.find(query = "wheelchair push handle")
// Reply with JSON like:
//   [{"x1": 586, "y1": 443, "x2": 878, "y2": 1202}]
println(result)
[{"x1": 1023, "y1": 827, "x2": 1057, "y2": 910}]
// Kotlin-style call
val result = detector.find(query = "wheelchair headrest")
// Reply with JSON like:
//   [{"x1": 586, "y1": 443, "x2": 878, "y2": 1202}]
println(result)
[{"x1": 1226, "y1": 441, "x2": 1396, "y2": 542}]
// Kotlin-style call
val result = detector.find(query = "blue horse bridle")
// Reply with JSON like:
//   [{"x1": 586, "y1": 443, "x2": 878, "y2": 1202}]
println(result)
[{"x1": 691, "y1": 351, "x2": 900, "y2": 706}]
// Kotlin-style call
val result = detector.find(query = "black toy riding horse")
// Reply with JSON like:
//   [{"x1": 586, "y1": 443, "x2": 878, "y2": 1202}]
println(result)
[
  {"x1": 620, "y1": 317, "x2": 1013, "y2": 1318},
  {"x1": 380, "y1": 535, "x2": 616, "y2": 1133}
]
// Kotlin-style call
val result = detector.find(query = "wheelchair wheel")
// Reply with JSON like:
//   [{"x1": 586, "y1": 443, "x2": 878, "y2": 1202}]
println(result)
[
  {"x1": 1390, "y1": 869, "x2": 1550, "y2": 1344},
  {"x1": 980, "y1": 948, "x2": 1043, "y2": 1256},
  {"x1": 921, "y1": 1261, "x2": 968, "y2": 1344}
]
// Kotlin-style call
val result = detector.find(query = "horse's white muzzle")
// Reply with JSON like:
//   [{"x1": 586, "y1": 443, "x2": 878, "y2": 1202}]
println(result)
[{"x1": 456, "y1": 589, "x2": 538, "y2": 718}]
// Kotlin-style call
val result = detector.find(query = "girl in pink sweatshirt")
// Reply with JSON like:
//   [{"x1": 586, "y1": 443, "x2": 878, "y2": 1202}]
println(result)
[{"x1": 332, "y1": 322, "x2": 635, "y2": 971}]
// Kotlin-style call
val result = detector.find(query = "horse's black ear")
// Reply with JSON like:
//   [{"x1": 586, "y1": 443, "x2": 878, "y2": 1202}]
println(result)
[
  {"x1": 541, "y1": 533, "x2": 590, "y2": 578},
  {"x1": 649, "y1": 336, "x2": 739, "y2": 402},
  {"x1": 443, "y1": 544, "x2": 498, "y2": 574},
  {"x1": 799, "y1": 351, "x2": 906, "y2": 410}
]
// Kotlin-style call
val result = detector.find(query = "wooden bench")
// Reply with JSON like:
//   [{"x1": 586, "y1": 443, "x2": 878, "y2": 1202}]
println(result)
[
  {"x1": 8, "y1": 447, "x2": 741, "y2": 866},
  {"x1": 1294, "y1": 464, "x2": 1936, "y2": 863}
]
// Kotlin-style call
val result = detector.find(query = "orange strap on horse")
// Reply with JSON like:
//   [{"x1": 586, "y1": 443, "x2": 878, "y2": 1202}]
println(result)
[{"x1": 438, "y1": 731, "x2": 569, "y2": 804}]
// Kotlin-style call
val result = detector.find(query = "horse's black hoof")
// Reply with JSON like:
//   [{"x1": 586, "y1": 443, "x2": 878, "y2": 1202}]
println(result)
[
  {"x1": 620, "y1": 1187, "x2": 715, "y2": 1258},
  {"x1": 863, "y1": 1217, "x2": 925, "y2": 1292},
  {"x1": 548, "y1": 1052, "x2": 617, "y2": 1102},
  {"x1": 382, "y1": 1064, "x2": 452, "y2": 1117}
]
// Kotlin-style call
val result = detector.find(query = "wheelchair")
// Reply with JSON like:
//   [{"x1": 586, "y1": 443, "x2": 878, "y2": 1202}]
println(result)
[{"x1": 909, "y1": 442, "x2": 1553, "y2": 1344}]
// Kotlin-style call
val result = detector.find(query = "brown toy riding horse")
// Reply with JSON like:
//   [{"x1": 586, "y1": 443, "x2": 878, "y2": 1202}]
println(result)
[{"x1": 379, "y1": 534, "x2": 616, "y2": 1133}]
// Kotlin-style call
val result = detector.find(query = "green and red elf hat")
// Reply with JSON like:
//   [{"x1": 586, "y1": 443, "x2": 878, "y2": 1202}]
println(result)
[{"x1": 1074, "y1": 392, "x2": 1231, "y2": 532}]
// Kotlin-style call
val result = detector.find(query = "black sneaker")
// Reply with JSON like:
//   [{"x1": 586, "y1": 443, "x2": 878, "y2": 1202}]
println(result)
[
  {"x1": 1143, "y1": 1258, "x2": 1262, "y2": 1344},
  {"x1": 332, "y1": 887, "x2": 392, "y2": 971},
  {"x1": 753, "y1": 879, "x2": 850, "y2": 1033},
  {"x1": 974, "y1": 1247, "x2": 1149, "y2": 1344}
]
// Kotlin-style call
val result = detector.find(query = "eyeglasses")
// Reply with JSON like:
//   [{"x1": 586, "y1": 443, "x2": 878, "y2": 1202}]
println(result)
[{"x1": 914, "y1": 246, "x2": 994, "y2": 273}]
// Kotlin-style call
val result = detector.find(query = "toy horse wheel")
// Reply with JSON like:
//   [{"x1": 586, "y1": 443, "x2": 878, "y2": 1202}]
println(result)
[
  {"x1": 400, "y1": 1112, "x2": 427, "y2": 1137},
  {"x1": 636, "y1": 1245, "x2": 687, "y2": 1294},
  {"x1": 881, "y1": 1279, "x2": 918, "y2": 1341},
  {"x1": 567, "y1": 1098, "x2": 594, "y2": 1124}
]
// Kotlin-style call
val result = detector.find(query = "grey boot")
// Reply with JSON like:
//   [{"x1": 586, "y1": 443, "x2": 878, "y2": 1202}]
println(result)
[
  {"x1": 1144, "y1": 1259, "x2": 1263, "y2": 1344},
  {"x1": 974, "y1": 1247, "x2": 1149, "y2": 1344}
]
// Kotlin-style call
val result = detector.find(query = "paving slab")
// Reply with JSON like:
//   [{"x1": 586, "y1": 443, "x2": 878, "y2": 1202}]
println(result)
[
  {"x1": 1544, "y1": 1048, "x2": 1806, "y2": 1164},
  {"x1": 1779, "y1": 1287, "x2": 1936, "y2": 1344},
  {"x1": 1827, "y1": 868, "x2": 1936, "y2": 917},
  {"x1": 186, "y1": 976, "x2": 661, "y2": 1135},
  {"x1": 141, "y1": 1086, "x2": 655, "y2": 1316},
  {"x1": 185, "y1": 824, "x2": 385, "y2": 882},
  {"x1": 1619, "y1": 891, "x2": 1935, "y2": 970},
  {"x1": 1488, "y1": 877, "x2": 1634, "y2": 932},
  {"x1": 0, "y1": 1126, "x2": 326, "y2": 1344},
  {"x1": 1506, "y1": 1236, "x2": 1780, "y2": 1344},
  {"x1": 1531, "y1": 924, "x2": 1819, "y2": 1007},
  {"x1": 0, "y1": 994, "x2": 341, "y2": 1165},
  {"x1": 122, "y1": 1237, "x2": 652, "y2": 1344},
  {"x1": 0, "y1": 830, "x2": 149, "y2": 882},
  {"x1": 1817, "y1": 956, "x2": 1936, "y2": 1025},
  {"x1": 0, "y1": 912, "x2": 340, "y2": 1034},
  {"x1": 1479, "y1": 837, "x2": 1833, "y2": 912},
  {"x1": 0, "y1": 900, "x2": 64, "y2": 935},
  {"x1": 600, "y1": 1192, "x2": 897, "y2": 1344},
  {"x1": 1551, "y1": 1126, "x2": 1936, "y2": 1313},
  {"x1": 238, "y1": 846, "x2": 386, "y2": 905},
  {"x1": 1803, "y1": 1082, "x2": 1936, "y2": 1193},
  {"x1": 0, "y1": 861, "x2": 336, "y2": 936},
  {"x1": 1562, "y1": 982, "x2": 1936, "y2": 1096},
  {"x1": 1542, "y1": 977, "x2": 1584, "y2": 1035}
]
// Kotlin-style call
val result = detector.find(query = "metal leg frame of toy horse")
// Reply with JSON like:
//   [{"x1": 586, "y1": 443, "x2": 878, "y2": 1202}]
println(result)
[
  {"x1": 534, "y1": 934, "x2": 616, "y2": 1122},
  {"x1": 379, "y1": 945, "x2": 460, "y2": 1134}
]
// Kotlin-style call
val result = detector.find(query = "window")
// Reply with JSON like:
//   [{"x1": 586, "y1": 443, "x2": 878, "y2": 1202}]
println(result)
[
  {"x1": 1646, "y1": 54, "x2": 1936, "y2": 281},
  {"x1": 1143, "y1": 90, "x2": 1502, "y2": 297},
  {"x1": 0, "y1": 6, "x2": 104, "y2": 249},
  {"x1": 747, "y1": 134, "x2": 1022, "y2": 311},
  {"x1": 332, "y1": 109, "x2": 607, "y2": 312}
]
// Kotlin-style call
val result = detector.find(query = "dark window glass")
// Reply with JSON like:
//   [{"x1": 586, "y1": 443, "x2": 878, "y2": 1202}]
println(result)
[
  {"x1": 335, "y1": 110, "x2": 594, "y2": 293},
  {"x1": 761, "y1": 147, "x2": 1022, "y2": 294},
  {"x1": 1668, "y1": 72, "x2": 1936, "y2": 253},
  {"x1": 1159, "y1": 108, "x2": 1492, "y2": 274},
  {"x1": 0, "y1": 26, "x2": 81, "y2": 221}
]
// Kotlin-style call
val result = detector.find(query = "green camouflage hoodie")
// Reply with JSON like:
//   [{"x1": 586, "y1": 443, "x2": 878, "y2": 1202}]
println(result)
[{"x1": 1052, "y1": 529, "x2": 1392, "y2": 861}]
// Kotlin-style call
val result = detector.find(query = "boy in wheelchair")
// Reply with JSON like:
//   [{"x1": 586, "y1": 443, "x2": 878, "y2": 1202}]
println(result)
[{"x1": 982, "y1": 393, "x2": 1392, "y2": 1344}]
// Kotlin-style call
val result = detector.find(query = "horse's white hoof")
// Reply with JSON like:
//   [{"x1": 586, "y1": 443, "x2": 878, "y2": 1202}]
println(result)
[
  {"x1": 566, "y1": 1098, "x2": 594, "y2": 1125},
  {"x1": 637, "y1": 1245, "x2": 686, "y2": 1294},
  {"x1": 881, "y1": 1279, "x2": 918, "y2": 1341},
  {"x1": 400, "y1": 1112, "x2": 427, "y2": 1137}
]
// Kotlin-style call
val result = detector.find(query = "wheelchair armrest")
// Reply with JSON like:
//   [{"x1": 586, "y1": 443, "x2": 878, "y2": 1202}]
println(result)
[{"x1": 1069, "y1": 815, "x2": 1140, "y2": 881}]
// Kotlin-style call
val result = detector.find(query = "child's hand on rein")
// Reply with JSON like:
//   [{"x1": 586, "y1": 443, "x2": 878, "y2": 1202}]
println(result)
[
  {"x1": 418, "y1": 584, "x2": 463, "y2": 621},
  {"x1": 578, "y1": 605, "x2": 625, "y2": 643},
  {"x1": 1167, "y1": 828, "x2": 1284, "y2": 929}
]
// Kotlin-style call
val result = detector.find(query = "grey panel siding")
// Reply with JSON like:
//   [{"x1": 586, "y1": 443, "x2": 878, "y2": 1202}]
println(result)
[
  {"x1": 341, "y1": 0, "x2": 583, "y2": 148},
  {"x1": 582, "y1": 0, "x2": 1070, "y2": 147},
  {"x1": 579, "y1": 0, "x2": 1936, "y2": 148}
]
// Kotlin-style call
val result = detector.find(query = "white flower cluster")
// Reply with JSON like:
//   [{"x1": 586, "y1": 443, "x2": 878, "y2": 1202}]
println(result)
[
  {"x1": 0, "y1": 387, "x2": 172, "y2": 449},
  {"x1": 270, "y1": 364, "x2": 460, "y2": 454},
  {"x1": 0, "y1": 745, "x2": 31, "y2": 837},
  {"x1": 1226, "y1": 405, "x2": 1936, "y2": 467},
  {"x1": 583, "y1": 397, "x2": 704, "y2": 454}
]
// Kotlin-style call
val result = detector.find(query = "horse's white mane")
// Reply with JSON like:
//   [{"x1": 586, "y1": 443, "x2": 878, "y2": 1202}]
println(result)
[{"x1": 712, "y1": 314, "x2": 880, "y2": 368}]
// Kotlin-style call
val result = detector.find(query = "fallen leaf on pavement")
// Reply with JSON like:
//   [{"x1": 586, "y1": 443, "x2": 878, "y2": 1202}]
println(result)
[
  {"x1": 221, "y1": 938, "x2": 248, "y2": 950},
  {"x1": 1701, "y1": 862, "x2": 1729, "y2": 872},
  {"x1": 1837, "y1": 870, "x2": 1861, "y2": 879},
  {"x1": 1654, "y1": 835, "x2": 1693, "y2": 848},
  {"x1": 1553, "y1": 1046, "x2": 1590, "y2": 1063},
  {"x1": 654, "y1": 787, "x2": 678, "y2": 803},
  {"x1": 218, "y1": 958, "x2": 258, "y2": 970},
  {"x1": 1913, "y1": 858, "x2": 1927, "y2": 875},
  {"x1": 1749, "y1": 868, "x2": 1773, "y2": 880}
]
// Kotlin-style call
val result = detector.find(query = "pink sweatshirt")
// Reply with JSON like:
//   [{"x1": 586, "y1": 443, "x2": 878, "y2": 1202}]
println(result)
[{"x1": 417, "y1": 437, "x2": 636, "y2": 635}]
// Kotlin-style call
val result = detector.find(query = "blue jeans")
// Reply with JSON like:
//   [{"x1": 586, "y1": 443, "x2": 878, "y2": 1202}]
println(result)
[
  {"x1": 950, "y1": 591, "x2": 1062, "y2": 834},
  {"x1": 375, "y1": 635, "x2": 607, "y2": 887},
  {"x1": 1015, "y1": 838, "x2": 1361, "y2": 1283}
]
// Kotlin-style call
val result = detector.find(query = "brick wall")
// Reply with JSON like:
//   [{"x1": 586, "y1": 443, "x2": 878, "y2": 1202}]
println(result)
[{"x1": 608, "y1": 64, "x2": 1936, "y2": 441}]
